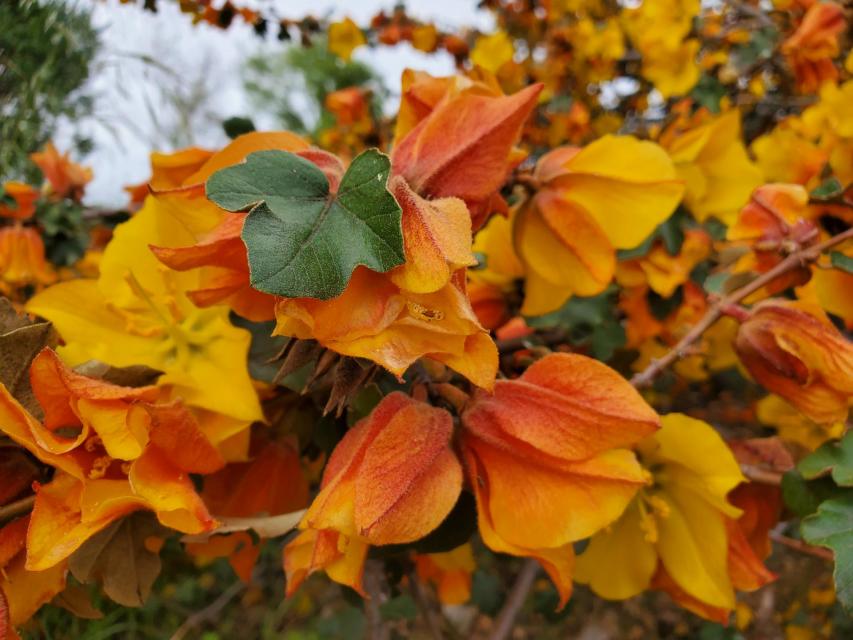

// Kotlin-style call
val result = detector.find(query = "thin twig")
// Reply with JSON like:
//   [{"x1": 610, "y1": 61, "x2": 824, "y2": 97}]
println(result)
[
  {"x1": 363, "y1": 560, "x2": 389, "y2": 640},
  {"x1": 407, "y1": 569, "x2": 445, "y2": 640},
  {"x1": 0, "y1": 495, "x2": 35, "y2": 522},
  {"x1": 770, "y1": 531, "x2": 834, "y2": 561},
  {"x1": 740, "y1": 464, "x2": 783, "y2": 486},
  {"x1": 631, "y1": 227, "x2": 853, "y2": 387},
  {"x1": 496, "y1": 328, "x2": 568, "y2": 354},
  {"x1": 487, "y1": 559, "x2": 540, "y2": 640},
  {"x1": 169, "y1": 580, "x2": 245, "y2": 640}
]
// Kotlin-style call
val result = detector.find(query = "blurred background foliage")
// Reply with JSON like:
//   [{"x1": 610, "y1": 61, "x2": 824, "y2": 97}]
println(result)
[{"x1": 0, "y1": 0, "x2": 99, "y2": 182}]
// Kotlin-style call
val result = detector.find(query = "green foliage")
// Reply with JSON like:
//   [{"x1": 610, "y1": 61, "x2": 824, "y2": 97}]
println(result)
[
  {"x1": 379, "y1": 595, "x2": 417, "y2": 621},
  {"x1": 799, "y1": 434, "x2": 853, "y2": 487},
  {"x1": 811, "y1": 177, "x2": 844, "y2": 200},
  {"x1": 244, "y1": 41, "x2": 384, "y2": 137},
  {"x1": 788, "y1": 433, "x2": 853, "y2": 613},
  {"x1": 691, "y1": 74, "x2": 727, "y2": 114},
  {"x1": 0, "y1": 0, "x2": 98, "y2": 181},
  {"x1": 802, "y1": 496, "x2": 853, "y2": 613},
  {"x1": 471, "y1": 571, "x2": 503, "y2": 616},
  {"x1": 782, "y1": 470, "x2": 844, "y2": 519},
  {"x1": 36, "y1": 200, "x2": 89, "y2": 266},
  {"x1": 527, "y1": 288, "x2": 626, "y2": 361},
  {"x1": 829, "y1": 252, "x2": 853, "y2": 275},
  {"x1": 208, "y1": 149, "x2": 404, "y2": 299}
]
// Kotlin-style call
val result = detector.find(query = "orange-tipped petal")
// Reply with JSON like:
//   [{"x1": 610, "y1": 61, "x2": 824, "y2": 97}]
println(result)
[
  {"x1": 735, "y1": 301, "x2": 853, "y2": 424},
  {"x1": 202, "y1": 438, "x2": 310, "y2": 518},
  {"x1": 389, "y1": 176, "x2": 476, "y2": 294},
  {"x1": 392, "y1": 84, "x2": 542, "y2": 204},
  {"x1": 143, "y1": 402, "x2": 224, "y2": 474},
  {"x1": 26, "y1": 474, "x2": 137, "y2": 571},
  {"x1": 354, "y1": 398, "x2": 461, "y2": 544},
  {"x1": 128, "y1": 447, "x2": 216, "y2": 534},
  {"x1": 462, "y1": 353, "x2": 660, "y2": 462},
  {"x1": 0, "y1": 182, "x2": 39, "y2": 221}
]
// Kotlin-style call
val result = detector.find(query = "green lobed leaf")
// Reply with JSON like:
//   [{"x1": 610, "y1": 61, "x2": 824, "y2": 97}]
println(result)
[
  {"x1": 801, "y1": 494, "x2": 853, "y2": 612},
  {"x1": 781, "y1": 470, "x2": 843, "y2": 518},
  {"x1": 799, "y1": 432, "x2": 853, "y2": 487},
  {"x1": 206, "y1": 149, "x2": 404, "y2": 300}
]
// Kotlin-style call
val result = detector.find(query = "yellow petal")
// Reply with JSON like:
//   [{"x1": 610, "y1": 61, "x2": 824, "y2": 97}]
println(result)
[
  {"x1": 548, "y1": 136, "x2": 684, "y2": 248},
  {"x1": 574, "y1": 500, "x2": 658, "y2": 599},
  {"x1": 26, "y1": 280, "x2": 156, "y2": 368},
  {"x1": 515, "y1": 192, "x2": 614, "y2": 314},
  {"x1": 656, "y1": 487, "x2": 735, "y2": 609},
  {"x1": 651, "y1": 414, "x2": 744, "y2": 517}
]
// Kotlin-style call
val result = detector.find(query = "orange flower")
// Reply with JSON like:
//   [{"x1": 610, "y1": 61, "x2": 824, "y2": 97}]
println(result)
[
  {"x1": 460, "y1": 353, "x2": 660, "y2": 606},
  {"x1": 0, "y1": 349, "x2": 221, "y2": 570},
  {"x1": 0, "y1": 225, "x2": 54, "y2": 290},
  {"x1": 187, "y1": 436, "x2": 310, "y2": 581},
  {"x1": 468, "y1": 279, "x2": 511, "y2": 331},
  {"x1": 274, "y1": 267, "x2": 497, "y2": 389},
  {"x1": 149, "y1": 132, "x2": 315, "y2": 321},
  {"x1": 0, "y1": 182, "x2": 39, "y2": 221},
  {"x1": 735, "y1": 300, "x2": 853, "y2": 424},
  {"x1": 511, "y1": 137, "x2": 683, "y2": 315},
  {"x1": 151, "y1": 212, "x2": 275, "y2": 322},
  {"x1": 30, "y1": 142, "x2": 92, "y2": 201},
  {"x1": 414, "y1": 544, "x2": 476, "y2": 605},
  {"x1": 620, "y1": 229, "x2": 712, "y2": 299},
  {"x1": 391, "y1": 70, "x2": 542, "y2": 230},
  {"x1": 325, "y1": 86, "x2": 370, "y2": 127},
  {"x1": 782, "y1": 2, "x2": 845, "y2": 93},
  {"x1": 284, "y1": 392, "x2": 462, "y2": 595},
  {"x1": 728, "y1": 184, "x2": 819, "y2": 294}
]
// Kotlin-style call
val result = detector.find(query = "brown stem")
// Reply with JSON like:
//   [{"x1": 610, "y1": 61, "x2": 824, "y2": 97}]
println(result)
[
  {"x1": 631, "y1": 227, "x2": 853, "y2": 388},
  {"x1": 496, "y1": 328, "x2": 568, "y2": 354},
  {"x1": 407, "y1": 569, "x2": 445, "y2": 640},
  {"x1": 169, "y1": 580, "x2": 245, "y2": 640},
  {"x1": 487, "y1": 559, "x2": 540, "y2": 640},
  {"x1": 364, "y1": 560, "x2": 389, "y2": 640},
  {"x1": 770, "y1": 531, "x2": 834, "y2": 561},
  {"x1": 0, "y1": 495, "x2": 35, "y2": 522},
  {"x1": 740, "y1": 464, "x2": 783, "y2": 486}
]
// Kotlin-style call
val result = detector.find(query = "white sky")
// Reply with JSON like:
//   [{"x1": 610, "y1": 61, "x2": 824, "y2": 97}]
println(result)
[{"x1": 57, "y1": 0, "x2": 494, "y2": 206}]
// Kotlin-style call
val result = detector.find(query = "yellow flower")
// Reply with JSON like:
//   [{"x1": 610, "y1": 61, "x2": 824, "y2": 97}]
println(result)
[
  {"x1": 26, "y1": 189, "x2": 263, "y2": 452},
  {"x1": 470, "y1": 31, "x2": 514, "y2": 74},
  {"x1": 662, "y1": 110, "x2": 763, "y2": 224},
  {"x1": 751, "y1": 126, "x2": 827, "y2": 187},
  {"x1": 328, "y1": 17, "x2": 366, "y2": 62},
  {"x1": 568, "y1": 18, "x2": 626, "y2": 81},
  {"x1": 576, "y1": 413, "x2": 744, "y2": 610},
  {"x1": 511, "y1": 135, "x2": 683, "y2": 315},
  {"x1": 623, "y1": 0, "x2": 702, "y2": 98},
  {"x1": 643, "y1": 39, "x2": 702, "y2": 99},
  {"x1": 756, "y1": 395, "x2": 844, "y2": 451}
]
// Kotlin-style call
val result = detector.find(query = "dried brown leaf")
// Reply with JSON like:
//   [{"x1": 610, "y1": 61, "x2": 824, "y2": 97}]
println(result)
[
  {"x1": 68, "y1": 512, "x2": 167, "y2": 607},
  {"x1": 0, "y1": 298, "x2": 58, "y2": 420},
  {"x1": 51, "y1": 584, "x2": 103, "y2": 620},
  {"x1": 72, "y1": 360, "x2": 162, "y2": 388}
]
